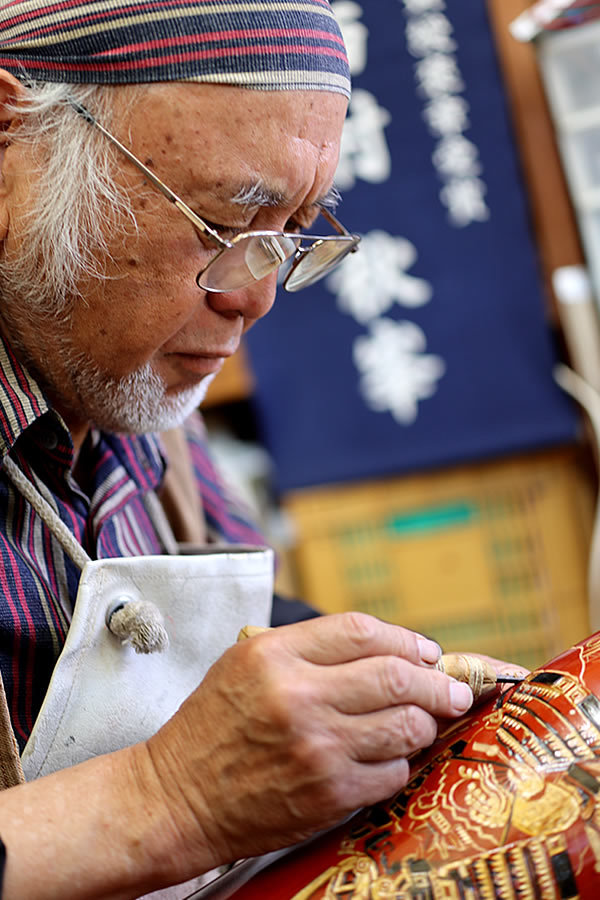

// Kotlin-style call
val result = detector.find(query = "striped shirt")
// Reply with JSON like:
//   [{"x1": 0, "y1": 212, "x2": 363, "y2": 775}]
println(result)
[{"x1": 0, "y1": 335, "x2": 265, "y2": 751}]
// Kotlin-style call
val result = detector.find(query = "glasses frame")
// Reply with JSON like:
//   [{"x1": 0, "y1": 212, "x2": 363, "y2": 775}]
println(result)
[{"x1": 70, "y1": 99, "x2": 360, "y2": 293}]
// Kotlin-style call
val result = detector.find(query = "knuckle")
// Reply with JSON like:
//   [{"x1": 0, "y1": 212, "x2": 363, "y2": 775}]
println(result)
[
  {"x1": 320, "y1": 777, "x2": 351, "y2": 812},
  {"x1": 341, "y1": 611, "x2": 379, "y2": 650},
  {"x1": 378, "y1": 657, "x2": 411, "y2": 705},
  {"x1": 291, "y1": 732, "x2": 338, "y2": 780},
  {"x1": 302, "y1": 750, "x2": 353, "y2": 810},
  {"x1": 393, "y1": 705, "x2": 437, "y2": 755},
  {"x1": 353, "y1": 707, "x2": 438, "y2": 761},
  {"x1": 239, "y1": 631, "x2": 272, "y2": 674},
  {"x1": 280, "y1": 734, "x2": 352, "y2": 819},
  {"x1": 263, "y1": 676, "x2": 318, "y2": 735},
  {"x1": 285, "y1": 679, "x2": 318, "y2": 721}
]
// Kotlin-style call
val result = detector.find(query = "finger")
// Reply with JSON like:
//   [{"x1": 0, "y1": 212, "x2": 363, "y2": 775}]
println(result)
[
  {"x1": 343, "y1": 704, "x2": 439, "y2": 762},
  {"x1": 335, "y1": 757, "x2": 412, "y2": 811},
  {"x1": 320, "y1": 655, "x2": 473, "y2": 718},
  {"x1": 272, "y1": 612, "x2": 442, "y2": 667}
]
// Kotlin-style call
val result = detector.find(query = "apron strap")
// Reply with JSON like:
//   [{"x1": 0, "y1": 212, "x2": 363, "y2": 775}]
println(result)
[
  {"x1": 0, "y1": 669, "x2": 24, "y2": 788},
  {"x1": 3, "y1": 456, "x2": 91, "y2": 571},
  {"x1": 3, "y1": 446, "x2": 193, "y2": 565}
]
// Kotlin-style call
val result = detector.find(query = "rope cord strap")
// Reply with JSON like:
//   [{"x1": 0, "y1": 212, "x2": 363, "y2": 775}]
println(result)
[
  {"x1": 3, "y1": 456, "x2": 91, "y2": 571},
  {"x1": 3, "y1": 458, "x2": 176, "y2": 654}
]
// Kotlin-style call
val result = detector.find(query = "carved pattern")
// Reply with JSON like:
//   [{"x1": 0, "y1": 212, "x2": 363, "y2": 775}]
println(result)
[{"x1": 233, "y1": 636, "x2": 600, "y2": 899}]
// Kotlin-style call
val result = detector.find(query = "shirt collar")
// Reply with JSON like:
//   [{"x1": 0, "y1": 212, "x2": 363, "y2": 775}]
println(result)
[{"x1": 0, "y1": 332, "x2": 51, "y2": 461}]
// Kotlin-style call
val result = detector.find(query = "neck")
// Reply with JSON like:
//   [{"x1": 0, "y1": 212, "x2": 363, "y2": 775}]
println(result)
[{"x1": 69, "y1": 423, "x2": 91, "y2": 457}]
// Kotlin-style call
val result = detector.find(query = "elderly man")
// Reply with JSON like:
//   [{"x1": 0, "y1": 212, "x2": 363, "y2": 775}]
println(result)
[{"x1": 0, "y1": 1, "x2": 484, "y2": 897}]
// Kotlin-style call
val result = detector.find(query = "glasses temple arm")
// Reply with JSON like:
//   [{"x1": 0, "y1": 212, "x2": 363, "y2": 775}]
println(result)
[
  {"x1": 68, "y1": 99, "x2": 230, "y2": 248},
  {"x1": 320, "y1": 205, "x2": 352, "y2": 237}
]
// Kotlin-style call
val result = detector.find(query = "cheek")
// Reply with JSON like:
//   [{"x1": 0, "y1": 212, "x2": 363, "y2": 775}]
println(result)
[
  {"x1": 115, "y1": 188, "x2": 211, "y2": 284},
  {"x1": 97, "y1": 226, "x2": 207, "y2": 328},
  {"x1": 125, "y1": 225, "x2": 205, "y2": 283},
  {"x1": 76, "y1": 259, "x2": 205, "y2": 358}
]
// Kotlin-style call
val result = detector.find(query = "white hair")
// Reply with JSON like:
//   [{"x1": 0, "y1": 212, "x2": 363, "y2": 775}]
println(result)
[{"x1": 0, "y1": 81, "x2": 141, "y2": 317}]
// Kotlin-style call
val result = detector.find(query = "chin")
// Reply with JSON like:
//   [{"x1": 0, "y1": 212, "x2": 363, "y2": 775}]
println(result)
[{"x1": 80, "y1": 366, "x2": 215, "y2": 435}]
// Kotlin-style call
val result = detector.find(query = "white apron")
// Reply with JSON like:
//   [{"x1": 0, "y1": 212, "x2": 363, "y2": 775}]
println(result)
[{"x1": 3, "y1": 457, "x2": 274, "y2": 898}]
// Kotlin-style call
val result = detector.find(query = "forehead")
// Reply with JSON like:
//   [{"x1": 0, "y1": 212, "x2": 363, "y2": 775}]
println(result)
[{"x1": 119, "y1": 82, "x2": 347, "y2": 210}]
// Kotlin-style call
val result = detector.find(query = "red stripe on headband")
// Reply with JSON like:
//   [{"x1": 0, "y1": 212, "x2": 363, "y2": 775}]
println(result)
[
  {"x1": 0, "y1": 0, "x2": 350, "y2": 97},
  {"x1": 0, "y1": 2, "x2": 220, "y2": 45},
  {"x1": 0, "y1": 0, "x2": 332, "y2": 31},
  {"x1": 0, "y1": 41, "x2": 347, "y2": 71},
  {"x1": 95, "y1": 27, "x2": 346, "y2": 57},
  {"x1": 0, "y1": 0, "x2": 246, "y2": 32}
]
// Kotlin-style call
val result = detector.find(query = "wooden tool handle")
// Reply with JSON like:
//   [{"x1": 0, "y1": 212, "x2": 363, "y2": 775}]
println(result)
[
  {"x1": 237, "y1": 624, "x2": 271, "y2": 641},
  {"x1": 434, "y1": 653, "x2": 499, "y2": 700}
]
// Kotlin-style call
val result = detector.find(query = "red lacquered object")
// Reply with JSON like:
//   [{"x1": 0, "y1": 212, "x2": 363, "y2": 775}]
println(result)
[{"x1": 230, "y1": 633, "x2": 600, "y2": 899}]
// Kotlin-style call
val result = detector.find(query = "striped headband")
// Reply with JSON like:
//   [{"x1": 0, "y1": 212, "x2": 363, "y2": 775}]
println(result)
[{"x1": 0, "y1": 0, "x2": 350, "y2": 97}]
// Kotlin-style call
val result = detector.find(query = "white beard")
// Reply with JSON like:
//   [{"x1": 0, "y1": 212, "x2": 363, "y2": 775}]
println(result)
[
  {"x1": 62, "y1": 347, "x2": 215, "y2": 433},
  {"x1": 0, "y1": 243, "x2": 214, "y2": 434},
  {"x1": 0, "y1": 305, "x2": 213, "y2": 434}
]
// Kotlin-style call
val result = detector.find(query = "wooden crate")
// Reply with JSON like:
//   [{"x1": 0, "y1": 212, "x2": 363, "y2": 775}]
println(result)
[{"x1": 284, "y1": 448, "x2": 594, "y2": 669}]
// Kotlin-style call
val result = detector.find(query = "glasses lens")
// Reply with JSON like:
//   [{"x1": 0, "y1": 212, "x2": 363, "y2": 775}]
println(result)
[
  {"x1": 284, "y1": 238, "x2": 358, "y2": 292},
  {"x1": 198, "y1": 234, "x2": 300, "y2": 292}
]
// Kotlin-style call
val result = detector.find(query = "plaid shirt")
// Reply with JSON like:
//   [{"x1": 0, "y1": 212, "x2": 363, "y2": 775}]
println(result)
[{"x1": 0, "y1": 336, "x2": 265, "y2": 751}]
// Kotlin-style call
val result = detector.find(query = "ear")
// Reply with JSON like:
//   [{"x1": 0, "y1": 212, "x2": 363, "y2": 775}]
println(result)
[
  {"x1": 0, "y1": 68, "x2": 28, "y2": 242},
  {"x1": 0, "y1": 68, "x2": 26, "y2": 125}
]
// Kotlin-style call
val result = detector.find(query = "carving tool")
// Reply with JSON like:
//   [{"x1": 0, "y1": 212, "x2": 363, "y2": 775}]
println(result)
[
  {"x1": 435, "y1": 653, "x2": 525, "y2": 701},
  {"x1": 237, "y1": 630, "x2": 526, "y2": 702}
]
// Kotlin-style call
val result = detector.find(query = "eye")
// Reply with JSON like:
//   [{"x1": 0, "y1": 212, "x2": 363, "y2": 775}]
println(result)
[
  {"x1": 284, "y1": 218, "x2": 303, "y2": 235},
  {"x1": 201, "y1": 218, "x2": 245, "y2": 241},
  {"x1": 294, "y1": 192, "x2": 342, "y2": 233},
  {"x1": 285, "y1": 205, "x2": 322, "y2": 234}
]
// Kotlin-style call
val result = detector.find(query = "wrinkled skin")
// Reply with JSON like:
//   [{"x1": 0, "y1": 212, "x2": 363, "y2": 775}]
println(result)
[
  {"x1": 144, "y1": 613, "x2": 479, "y2": 873},
  {"x1": 0, "y1": 72, "x2": 524, "y2": 898},
  {"x1": 0, "y1": 80, "x2": 347, "y2": 446}
]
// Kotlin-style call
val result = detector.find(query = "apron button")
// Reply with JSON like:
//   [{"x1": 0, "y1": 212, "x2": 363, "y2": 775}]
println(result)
[{"x1": 106, "y1": 596, "x2": 169, "y2": 654}]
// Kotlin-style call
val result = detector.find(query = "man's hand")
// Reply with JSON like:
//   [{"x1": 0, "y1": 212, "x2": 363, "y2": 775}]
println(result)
[{"x1": 141, "y1": 612, "x2": 474, "y2": 877}]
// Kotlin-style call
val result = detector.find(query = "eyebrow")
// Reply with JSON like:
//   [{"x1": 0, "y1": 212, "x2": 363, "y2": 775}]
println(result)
[
  {"x1": 229, "y1": 181, "x2": 341, "y2": 211},
  {"x1": 319, "y1": 185, "x2": 342, "y2": 210},
  {"x1": 230, "y1": 182, "x2": 288, "y2": 209}
]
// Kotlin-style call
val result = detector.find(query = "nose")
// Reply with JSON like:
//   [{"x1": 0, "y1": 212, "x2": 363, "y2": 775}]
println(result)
[{"x1": 204, "y1": 273, "x2": 278, "y2": 325}]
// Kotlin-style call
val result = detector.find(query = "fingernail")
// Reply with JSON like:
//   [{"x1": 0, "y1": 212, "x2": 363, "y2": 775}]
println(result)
[
  {"x1": 417, "y1": 637, "x2": 441, "y2": 664},
  {"x1": 450, "y1": 681, "x2": 473, "y2": 713}
]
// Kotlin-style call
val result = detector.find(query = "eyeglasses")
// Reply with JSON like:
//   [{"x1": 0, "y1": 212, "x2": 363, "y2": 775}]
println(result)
[{"x1": 70, "y1": 100, "x2": 360, "y2": 293}]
